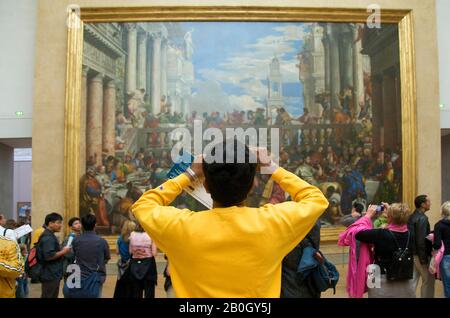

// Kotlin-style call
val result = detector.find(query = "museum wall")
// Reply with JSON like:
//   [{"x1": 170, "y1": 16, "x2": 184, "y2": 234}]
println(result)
[
  {"x1": 32, "y1": 0, "x2": 442, "y2": 230},
  {"x1": 0, "y1": 143, "x2": 14, "y2": 219},
  {"x1": 437, "y1": 0, "x2": 450, "y2": 111},
  {"x1": 0, "y1": 0, "x2": 36, "y2": 139}
]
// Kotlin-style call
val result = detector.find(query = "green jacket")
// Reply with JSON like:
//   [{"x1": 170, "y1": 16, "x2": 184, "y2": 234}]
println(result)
[{"x1": 374, "y1": 216, "x2": 388, "y2": 228}]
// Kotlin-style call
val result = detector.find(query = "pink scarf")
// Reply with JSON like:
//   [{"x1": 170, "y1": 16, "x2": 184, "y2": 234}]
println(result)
[
  {"x1": 386, "y1": 223, "x2": 408, "y2": 232},
  {"x1": 427, "y1": 233, "x2": 446, "y2": 279},
  {"x1": 338, "y1": 216, "x2": 374, "y2": 298}
]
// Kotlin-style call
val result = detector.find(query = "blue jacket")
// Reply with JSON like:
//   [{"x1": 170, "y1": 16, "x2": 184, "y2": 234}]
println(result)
[{"x1": 297, "y1": 246, "x2": 319, "y2": 279}]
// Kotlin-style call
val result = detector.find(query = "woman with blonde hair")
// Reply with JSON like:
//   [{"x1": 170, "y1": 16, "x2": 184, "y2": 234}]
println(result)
[
  {"x1": 433, "y1": 201, "x2": 450, "y2": 297},
  {"x1": 113, "y1": 219, "x2": 136, "y2": 298},
  {"x1": 355, "y1": 202, "x2": 415, "y2": 298}
]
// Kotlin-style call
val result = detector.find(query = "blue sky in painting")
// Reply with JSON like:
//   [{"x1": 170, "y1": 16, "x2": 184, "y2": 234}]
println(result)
[{"x1": 180, "y1": 22, "x2": 311, "y2": 117}]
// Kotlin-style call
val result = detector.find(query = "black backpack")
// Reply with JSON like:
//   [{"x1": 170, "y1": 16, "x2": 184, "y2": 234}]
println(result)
[
  {"x1": 25, "y1": 235, "x2": 44, "y2": 283},
  {"x1": 386, "y1": 230, "x2": 413, "y2": 281}
]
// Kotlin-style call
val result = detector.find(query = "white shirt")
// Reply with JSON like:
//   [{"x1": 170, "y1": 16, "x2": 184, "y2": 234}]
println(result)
[{"x1": 0, "y1": 225, "x2": 17, "y2": 242}]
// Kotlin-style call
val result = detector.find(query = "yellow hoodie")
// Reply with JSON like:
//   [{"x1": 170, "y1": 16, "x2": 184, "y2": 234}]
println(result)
[
  {"x1": 0, "y1": 236, "x2": 24, "y2": 298},
  {"x1": 132, "y1": 167, "x2": 328, "y2": 297}
]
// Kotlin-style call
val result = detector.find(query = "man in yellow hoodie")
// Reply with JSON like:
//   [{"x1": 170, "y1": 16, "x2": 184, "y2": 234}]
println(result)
[
  {"x1": 132, "y1": 141, "x2": 328, "y2": 297},
  {"x1": 0, "y1": 235, "x2": 24, "y2": 298}
]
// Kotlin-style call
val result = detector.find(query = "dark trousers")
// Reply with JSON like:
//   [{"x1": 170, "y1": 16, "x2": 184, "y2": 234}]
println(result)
[
  {"x1": 129, "y1": 279, "x2": 156, "y2": 298},
  {"x1": 129, "y1": 257, "x2": 157, "y2": 298},
  {"x1": 41, "y1": 280, "x2": 60, "y2": 298}
]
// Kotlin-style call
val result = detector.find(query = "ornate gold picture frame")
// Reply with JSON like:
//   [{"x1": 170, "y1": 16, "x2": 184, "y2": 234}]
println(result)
[{"x1": 64, "y1": 6, "x2": 416, "y2": 241}]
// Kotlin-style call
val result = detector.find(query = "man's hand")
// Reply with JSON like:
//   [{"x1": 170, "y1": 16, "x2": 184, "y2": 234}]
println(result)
[
  {"x1": 351, "y1": 211, "x2": 362, "y2": 219},
  {"x1": 252, "y1": 147, "x2": 271, "y2": 166},
  {"x1": 251, "y1": 147, "x2": 279, "y2": 175},
  {"x1": 365, "y1": 205, "x2": 378, "y2": 220},
  {"x1": 185, "y1": 155, "x2": 204, "y2": 182},
  {"x1": 61, "y1": 246, "x2": 72, "y2": 255},
  {"x1": 48, "y1": 246, "x2": 72, "y2": 260},
  {"x1": 381, "y1": 202, "x2": 390, "y2": 211}
]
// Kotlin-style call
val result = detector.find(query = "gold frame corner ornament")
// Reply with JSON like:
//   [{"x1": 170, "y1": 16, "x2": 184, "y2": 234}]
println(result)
[{"x1": 64, "y1": 7, "x2": 417, "y2": 240}]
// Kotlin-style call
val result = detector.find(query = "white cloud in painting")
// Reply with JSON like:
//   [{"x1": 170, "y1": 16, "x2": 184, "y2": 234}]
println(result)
[
  {"x1": 196, "y1": 23, "x2": 310, "y2": 96},
  {"x1": 243, "y1": 25, "x2": 309, "y2": 60},
  {"x1": 202, "y1": 55, "x2": 299, "y2": 85},
  {"x1": 189, "y1": 81, "x2": 231, "y2": 113},
  {"x1": 188, "y1": 80, "x2": 265, "y2": 113},
  {"x1": 228, "y1": 94, "x2": 263, "y2": 111},
  {"x1": 280, "y1": 60, "x2": 300, "y2": 83},
  {"x1": 273, "y1": 24, "x2": 310, "y2": 41},
  {"x1": 198, "y1": 68, "x2": 242, "y2": 86},
  {"x1": 239, "y1": 78, "x2": 267, "y2": 97},
  {"x1": 245, "y1": 35, "x2": 296, "y2": 59}
]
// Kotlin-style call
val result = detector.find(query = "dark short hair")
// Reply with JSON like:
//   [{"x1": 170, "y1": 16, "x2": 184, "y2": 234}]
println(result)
[
  {"x1": 5, "y1": 219, "x2": 17, "y2": 230},
  {"x1": 44, "y1": 213, "x2": 63, "y2": 226},
  {"x1": 202, "y1": 139, "x2": 257, "y2": 207},
  {"x1": 414, "y1": 195, "x2": 428, "y2": 209},
  {"x1": 353, "y1": 203, "x2": 364, "y2": 213},
  {"x1": 81, "y1": 214, "x2": 97, "y2": 231},
  {"x1": 68, "y1": 217, "x2": 80, "y2": 227}
]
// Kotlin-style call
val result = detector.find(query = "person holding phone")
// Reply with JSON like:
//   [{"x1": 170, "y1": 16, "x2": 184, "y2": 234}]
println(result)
[
  {"x1": 374, "y1": 205, "x2": 389, "y2": 228},
  {"x1": 355, "y1": 203, "x2": 416, "y2": 298}
]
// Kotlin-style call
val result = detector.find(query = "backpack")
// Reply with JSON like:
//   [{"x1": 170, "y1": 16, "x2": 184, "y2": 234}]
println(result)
[
  {"x1": 0, "y1": 235, "x2": 24, "y2": 279},
  {"x1": 386, "y1": 230, "x2": 413, "y2": 281},
  {"x1": 25, "y1": 236, "x2": 44, "y2": 283},
  {"x1": 63, "y1": 239, "x2": 103, "y2": 298},
  {"x1": 63, "y1": 270, "x2": 102, "y2": 298},
  {"x1": 297, "y1": 237, "x2": 340, "y2": 294},
  {"x1": 308, "y1": 251, "x2": 340, "y2": 294}
]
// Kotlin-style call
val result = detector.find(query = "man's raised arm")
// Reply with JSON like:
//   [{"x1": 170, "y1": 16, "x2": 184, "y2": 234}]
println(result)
[{"x1": 131, "y1": 173, "x2": 193, "y2": 251}]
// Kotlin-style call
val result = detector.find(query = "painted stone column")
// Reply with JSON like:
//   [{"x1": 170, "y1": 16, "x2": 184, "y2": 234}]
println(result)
[
  {"x1": 382, "y1": 71, "x2": 396, "y2": 150},
  {"x1": 160, "y1": 39, "x2": 168, "y2": 98},
  {"x1": 137, "y1": 31, "x2": 147, "y2": 91},
  {"x1": 145, "y1": 36, "x2": 153, "y2": 102},
  {"x1": 86, "y1": 73, "x2": 104, "y2": 167},
  {"x1": 371, "y1": 75, "x2": 383, "y2": 150},
  {"x1": 80, "y1": 66, "x2": 89, "y2": 176},
  {"x1": 151, "y1": 33, "x2": 162, "y2": 115},
  {"x1": 126, "y1": 24, "x2": 137, "y2": 93},
  {"x1": 321, "y1": 24, "x2": 331, "y2": 94},
  {"x1": 329, "y1": 25, "x2": 341, "y2": 109},
  {"x1": 102, "y1": 79, "x2": 116, "y2": 157},
  {"x1": 352, "y1": 24, "x2": 365, "y2": 118},
  {"x1": 340, "y1": 28, "x2": 354, "y2": 90}
]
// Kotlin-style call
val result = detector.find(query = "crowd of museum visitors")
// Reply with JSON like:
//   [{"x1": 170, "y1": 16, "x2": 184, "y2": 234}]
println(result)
[
  {"x1": 0, "y1": 100, "x2": 448, "y2": 297},
  {"x1": 1, "y1": 188, "x2": 450, "y2": 298}
]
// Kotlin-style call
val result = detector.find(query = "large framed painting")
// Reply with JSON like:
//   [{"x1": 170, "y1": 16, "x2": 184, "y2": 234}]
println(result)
[{"x1": 64, "y1": 7, "x2": 416, "y2": 240}]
